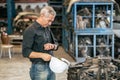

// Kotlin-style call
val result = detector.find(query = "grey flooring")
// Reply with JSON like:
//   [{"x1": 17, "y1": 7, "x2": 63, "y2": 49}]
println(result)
[{"x1": 0, "y1": 46, "x2": 75, "y2": 80}]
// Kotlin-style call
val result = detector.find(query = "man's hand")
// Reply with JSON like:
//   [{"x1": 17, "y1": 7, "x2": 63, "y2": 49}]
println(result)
[
  {"x1": 41, "y1": 53, "x2": 52, "y2": 61},
  {"x1": 44, "y1": 43, "x2": 55, "y2": 50}
]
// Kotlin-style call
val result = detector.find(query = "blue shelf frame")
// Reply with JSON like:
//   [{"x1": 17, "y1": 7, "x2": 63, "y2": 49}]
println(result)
[
  {"x1": 73, "y1": 2, "x2": 114, "y2": 30},
  {"x1": 74, "y1": 31, "x2": 114, "y2": 60},
  {"x1": 62, "y1": 1, "x2": 115, "y2": 62}
]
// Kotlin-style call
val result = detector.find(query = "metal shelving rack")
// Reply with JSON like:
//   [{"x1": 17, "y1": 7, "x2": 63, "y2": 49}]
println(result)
[
  {"x1": 64, "y1": 1, "x2": 115, "y2": 62},
  {"x1": 48, "y1": 0, "x2": 63, "y2": 43}
]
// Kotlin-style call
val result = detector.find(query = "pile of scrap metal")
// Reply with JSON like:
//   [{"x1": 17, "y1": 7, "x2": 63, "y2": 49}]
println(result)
[
  {"x1": 112, "y1": 58, "x2": 120, "y2": 70},
  {"x1": 13, "y1": 12, "x2": 39, "y2": 34},
  {"x1": 67, "y1": 56, "x2": 120, "y2": 80},
  {"x1": 114, "y1": 34, "x2": 120, "y2": 58},
  {"x1": 70, "y1": 35, "x2": 111, "y2": 58},
  {"x1": 76, "y1": 10, "x2": 91, "y2": 29},
  {"x1": 78, "y1": 36, "x2": 92, "y2": 57}
]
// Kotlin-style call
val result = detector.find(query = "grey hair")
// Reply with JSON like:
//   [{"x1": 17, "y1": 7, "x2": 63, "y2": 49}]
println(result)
[{"x1": 40, "y1": 6, "x2": 56, "y2": 17}]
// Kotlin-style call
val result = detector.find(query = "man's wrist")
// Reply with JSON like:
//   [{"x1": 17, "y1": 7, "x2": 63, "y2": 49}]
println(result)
[{"x1": 54, "y1": 44, "x2": 57, "y2": 50}]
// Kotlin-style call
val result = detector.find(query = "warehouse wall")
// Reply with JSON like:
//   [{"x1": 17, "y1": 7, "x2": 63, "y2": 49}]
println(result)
[{"x1": 0, "y1": 2, "x2": 48, "y2": 10}]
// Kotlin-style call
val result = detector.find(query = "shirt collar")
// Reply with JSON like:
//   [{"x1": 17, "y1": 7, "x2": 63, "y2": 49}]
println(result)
[{"x1": 35, "y1": 21, "x2": 45, "y2": 29}]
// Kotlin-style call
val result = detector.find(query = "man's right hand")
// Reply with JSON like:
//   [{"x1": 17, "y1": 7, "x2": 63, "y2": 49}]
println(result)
[
  {"x1": 29, "y1": 51, "x2": 52, "y2": 61},
  {"x1": 41, "y1": 53, "x2": 52, "y2": 61}
]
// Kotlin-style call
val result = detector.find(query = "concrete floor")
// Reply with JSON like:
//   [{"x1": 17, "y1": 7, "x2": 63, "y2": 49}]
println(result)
[{"x1": 0, "y1": 46, "x2": 75, "y2": 80}]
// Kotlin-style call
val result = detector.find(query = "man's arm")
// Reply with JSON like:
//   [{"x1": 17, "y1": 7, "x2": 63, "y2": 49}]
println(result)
[
  {"x1": 49, "y1": 28, "x2": 59, "y2": 50},
  {"x1": 29, "y1": 51, "x2": 51, "y2": 61}
]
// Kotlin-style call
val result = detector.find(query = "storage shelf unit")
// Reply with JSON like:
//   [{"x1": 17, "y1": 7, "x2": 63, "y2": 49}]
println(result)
[
  {"x1": 73, "y1": 2, "x2": 113, "y2": 30},
  {"x1": 48, "y1": 0, "x2": 63, "y2": 43},
  {"x1": 64, "y1": 1, "x2": 115, "y2": 62},
  {"x1": 74, "y1": 31, "x2": 114, "y2": 61},
  {"x1": 48, "y1": 0, "x2": 63, "y2": 27}
]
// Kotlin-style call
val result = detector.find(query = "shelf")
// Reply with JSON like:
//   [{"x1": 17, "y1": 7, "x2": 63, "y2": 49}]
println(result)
[
  {"x1": 63, "y1": 1, "x2": 115, "y2": 62},
  {"x1": 49, "y1": 3, "x2": 62, "y2": 5},
  {"x1": 74, "y1": 28, "x2": 113, "y2": 33},
  {"x1": 48, "y1": 0, "x2": 63, "y2": 43},
  {"x1": 73, "y1": 2, "x2": 113, "y2": 30},
  {"x1": 0, "y1": 18, "x2": 7, "y2": 21},
  {"x1": 74, "y1": 33, "x2": 114, "y2": 59},
  {"x1": 15, "y1": 0, "x2": 48, "y2": 3}
]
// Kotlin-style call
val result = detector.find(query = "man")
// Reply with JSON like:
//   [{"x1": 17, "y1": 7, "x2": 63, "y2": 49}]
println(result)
[{"x1": 22, "y1": 6, "x2": 59, "y2": 80}]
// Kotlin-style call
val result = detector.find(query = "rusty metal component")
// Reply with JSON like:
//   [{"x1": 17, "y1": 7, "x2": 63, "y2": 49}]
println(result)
[
  {"x1": 67, "y1": 56, "x2": 120, "y2": 80},
  {"x1": 13, "y1": 12, "x2": 39, "y2": 34}
]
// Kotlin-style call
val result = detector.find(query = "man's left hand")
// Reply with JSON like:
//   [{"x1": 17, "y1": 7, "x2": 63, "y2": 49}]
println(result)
[{"x1": 44, "y1": 43, "x2": 55, "y2": 50}]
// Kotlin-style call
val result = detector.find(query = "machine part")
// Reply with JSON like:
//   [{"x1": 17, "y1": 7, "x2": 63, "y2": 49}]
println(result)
[
  {"x1": 67, "y1": 56, "x2": 119, "y2": 80},
  {"x1": 13, "y1": 12, "x2": 39, "y2": 34}
]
